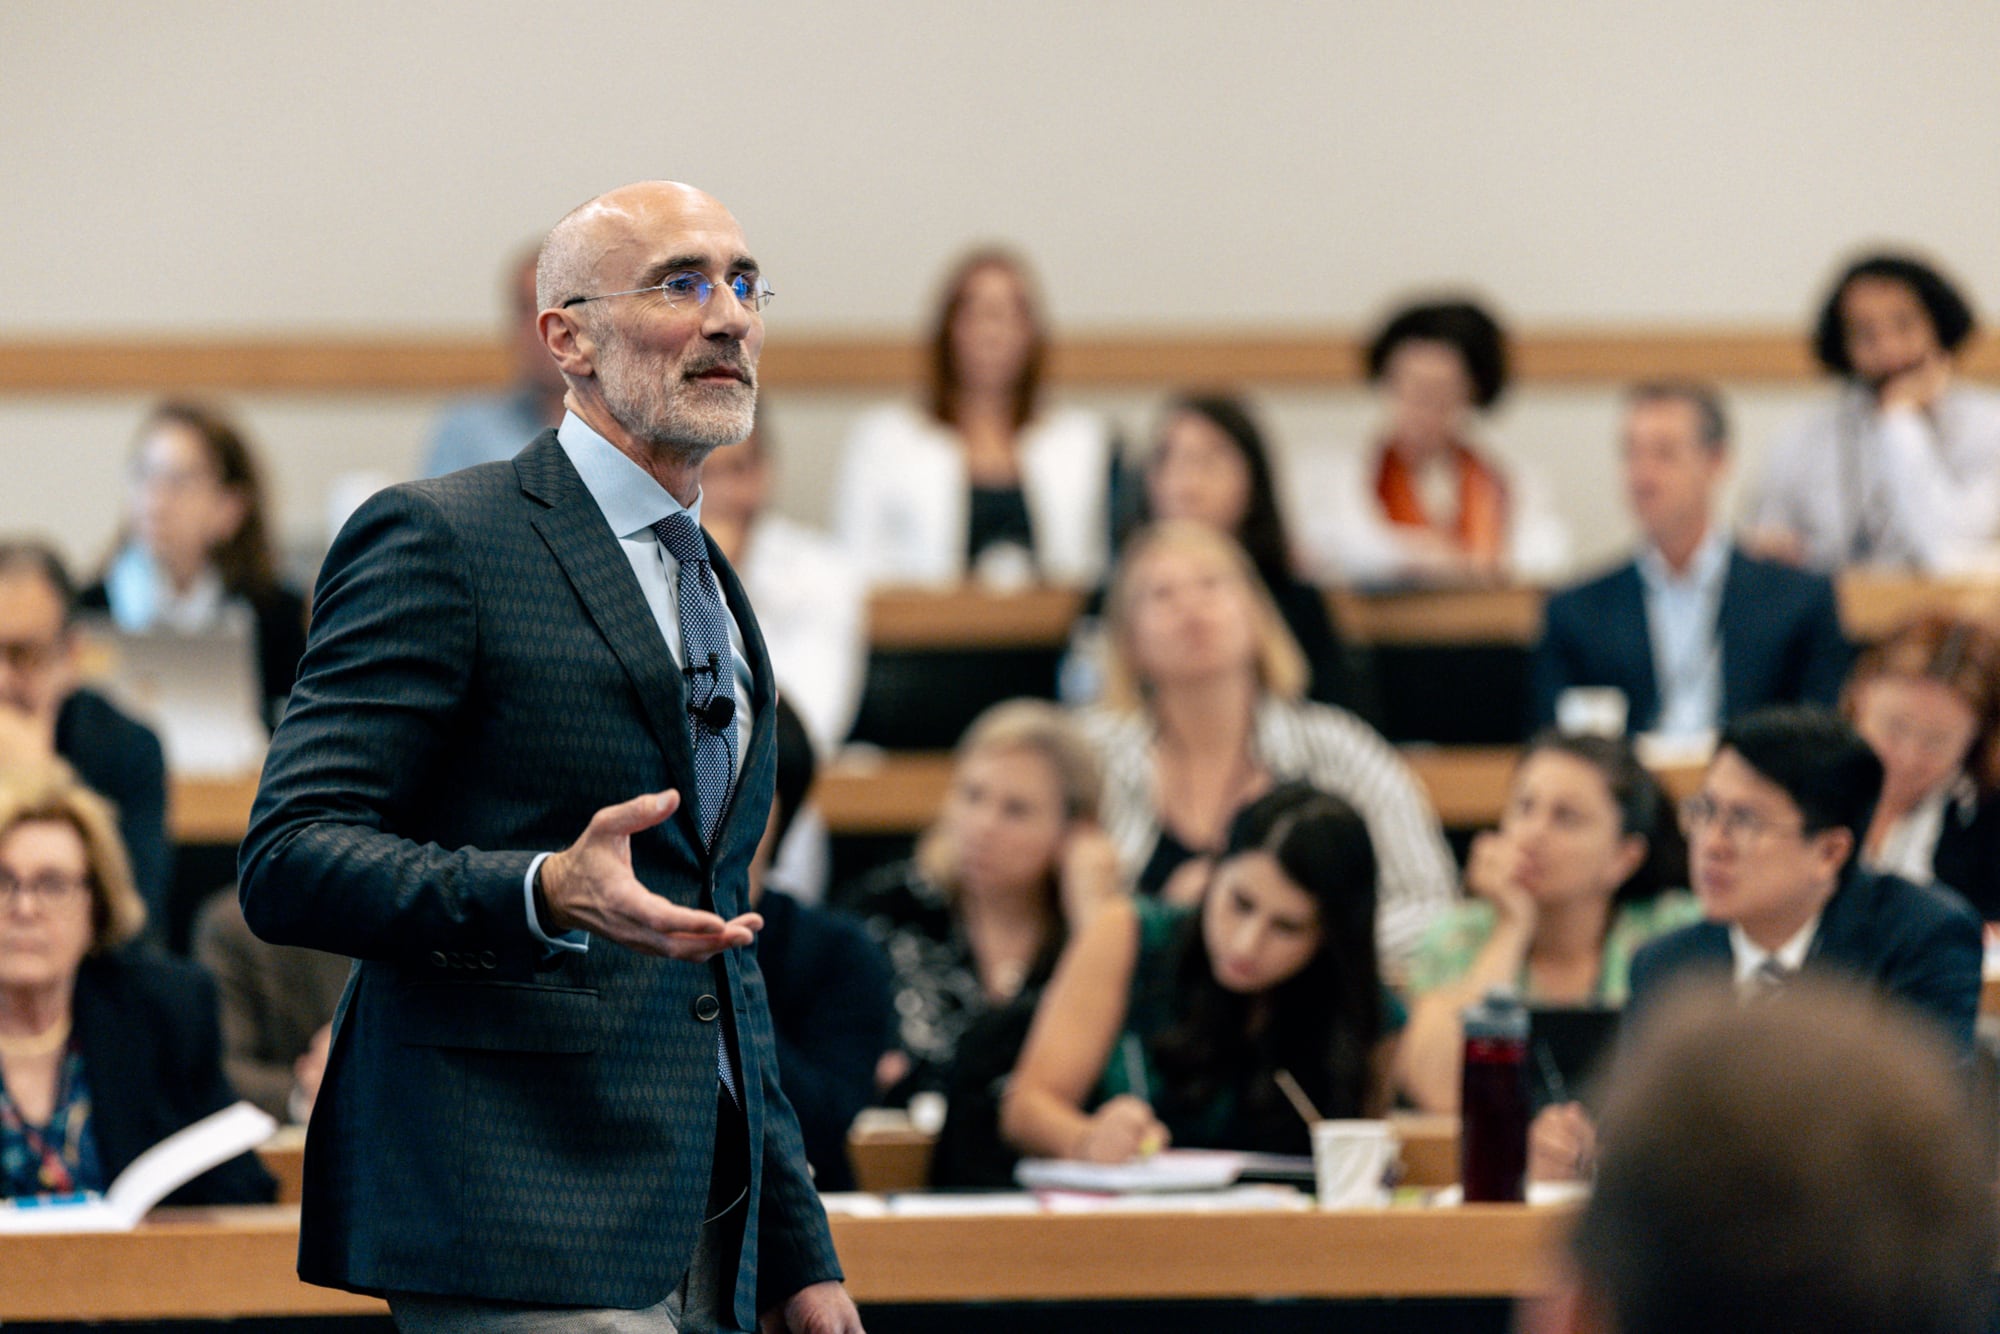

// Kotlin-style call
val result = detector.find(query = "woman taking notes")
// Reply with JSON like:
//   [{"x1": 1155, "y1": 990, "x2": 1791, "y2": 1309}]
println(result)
[{"x1": 1001, "y1": 783, "x2": 1394, "y2": 1163}]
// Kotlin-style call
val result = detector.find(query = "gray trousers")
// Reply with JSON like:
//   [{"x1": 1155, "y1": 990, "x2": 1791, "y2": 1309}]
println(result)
[{"x1": 387, "y1": 1193, "x2": 746, "y2": 1334}]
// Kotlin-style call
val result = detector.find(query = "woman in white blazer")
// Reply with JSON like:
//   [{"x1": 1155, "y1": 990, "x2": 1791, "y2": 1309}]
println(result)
[{"x1": 835, "y1": 249, "x2": 1113, "y2": 588}]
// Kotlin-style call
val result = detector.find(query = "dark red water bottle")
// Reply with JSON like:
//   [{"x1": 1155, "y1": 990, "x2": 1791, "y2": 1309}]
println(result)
[{"x1": 1460, "y1": 989, "x2": 1529, "y2": 1202}]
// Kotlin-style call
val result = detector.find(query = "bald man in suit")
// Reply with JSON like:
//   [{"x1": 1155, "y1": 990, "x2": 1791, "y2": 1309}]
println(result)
[{"x1": 241, "y1": 182, "x2": 860, "y2": 1334}]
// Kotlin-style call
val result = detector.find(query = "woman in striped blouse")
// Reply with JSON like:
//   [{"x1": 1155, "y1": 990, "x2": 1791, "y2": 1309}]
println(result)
[{"x1": 1074, "y1": 520, "x2": 1457, "y2": 971}]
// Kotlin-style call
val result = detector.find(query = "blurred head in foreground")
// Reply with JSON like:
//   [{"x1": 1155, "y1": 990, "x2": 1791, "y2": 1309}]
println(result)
[{"x1": 1529, "y1": 975, "x2": 1995, "y2": 1334}]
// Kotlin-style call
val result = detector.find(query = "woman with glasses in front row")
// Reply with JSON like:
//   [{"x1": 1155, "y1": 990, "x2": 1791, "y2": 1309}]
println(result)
[
  {"x1": 0, "y1": 763, "x2": 271, "y2": 1203},
  {"x1": 1844, "y1": 613, "x2": 2000, "y2": 920}
]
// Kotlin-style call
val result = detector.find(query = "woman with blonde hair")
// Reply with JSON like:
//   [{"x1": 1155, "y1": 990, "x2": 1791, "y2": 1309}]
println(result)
[
  {"x1": 1844, "y1": 612, "x2": 2000, "y2": 918},
  {"x1": 1080, "y1": 520, "x2": 1455, "y2": 968},
  {"x1": 0, "y1": 763, "x2": 271, "y2": 1202},
  {"x1": 840, "y1": 699, "x2": 1123, "y2": 1183}
]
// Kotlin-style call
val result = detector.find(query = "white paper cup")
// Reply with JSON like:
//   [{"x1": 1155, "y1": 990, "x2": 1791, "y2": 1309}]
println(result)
[
  {"x1": 1556, "y1": 687, "x2": 1628, "y2": 738},
  {"x1": 1311, "y1": 1119, "x2": 1397, "y2": 1209}
]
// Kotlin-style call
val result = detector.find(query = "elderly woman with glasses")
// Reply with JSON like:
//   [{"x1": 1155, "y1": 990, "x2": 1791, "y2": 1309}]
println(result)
[
  {"x1": 0, "y1": 763, "x2": 272, "y2": 1202},
  {"x1": 1844, "y1": 613, "x2": 2000, "y2": 919}
]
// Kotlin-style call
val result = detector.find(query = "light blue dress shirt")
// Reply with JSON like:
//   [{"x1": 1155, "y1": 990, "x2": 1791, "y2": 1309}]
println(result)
[
  {"x1": 523, "y1": 412, "x2": 755, "y2": 952},
  {"x1": 1635, "y1": 526, "x2": 1730, "y2": 739}
]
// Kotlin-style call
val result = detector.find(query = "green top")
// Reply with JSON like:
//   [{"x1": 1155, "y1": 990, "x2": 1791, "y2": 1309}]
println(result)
[
  {"x1": 1094, "y1": 899, "x2": 1406, "y2": 1149},
  {"x1": 1404, "y1": 891, "x2": 1703, "y2": 1005}
]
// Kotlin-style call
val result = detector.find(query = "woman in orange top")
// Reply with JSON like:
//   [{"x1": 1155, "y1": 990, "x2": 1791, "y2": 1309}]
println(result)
[{"x1": 1297, "y1": 299, "x2": 1570, "y2": 586}]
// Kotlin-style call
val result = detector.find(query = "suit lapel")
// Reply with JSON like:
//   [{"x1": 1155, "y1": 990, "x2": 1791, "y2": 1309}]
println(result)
[
  {"x1": 1611, "y1": 564, "x2": 1662, "y2": 730},
  {"x1": 1714, "y1": 548, "x2": 1752, "y2": 722},
  {"x1": 518, "y1": 437, "x2": 703, "y2": 846},
  {"x1": 708, "y1": 533, "x2": 775, "y2": 853}
]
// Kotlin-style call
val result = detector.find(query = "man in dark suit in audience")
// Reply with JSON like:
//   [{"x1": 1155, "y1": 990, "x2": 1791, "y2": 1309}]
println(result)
[
  {"x1": 241, "y1": 181, "x2": 859, "y2": 1333},
  {"x1": 1523, "y1": 977, "x2": 1995, "y2": 1334},
  {"x1": 0, "y1": 540, "x2": 171, "y2": 930},
  {"x1": 1532, "y1": 384, "x2": 1850, "y2": 738},
  {"x1": 748, "y1": 698, "x2": 894, "y2": 1191},
  {"x1": 1532, "y1": 707, "x2": 1983, "y2": 1180}
]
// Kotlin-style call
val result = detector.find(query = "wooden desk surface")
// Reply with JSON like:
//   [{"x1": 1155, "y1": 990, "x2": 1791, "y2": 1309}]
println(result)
[
  {"x1": 0, "y1": 1202, "x2": 1571, "y2": 1320},
  {"x1": 174, "y1": 747, "x2": 1705, "y2": 845},
  {"x1": 861, "y1": 574, "x2": 2000, "y2": 653}
]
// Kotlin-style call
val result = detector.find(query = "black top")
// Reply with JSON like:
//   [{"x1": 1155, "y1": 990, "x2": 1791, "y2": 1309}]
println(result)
[
  {"x1": 753, "y1": 888, "x2": 896, "y2": 1192},
  {"x1": 966, "y1": 485, "x2": 1037, "y2": 569},
  {"x1": 1930, "y1": 791, "x2": 2000, "y2": 922},
  {"x1": 79, "y1": 580, "x2": 309, "y2": 731},
  {"x1": 54, "y1": 688, "x2": 170, "y2": 933},
  {"x1": 69, "y1": 949, "x2": 276, "y2": 1205}
]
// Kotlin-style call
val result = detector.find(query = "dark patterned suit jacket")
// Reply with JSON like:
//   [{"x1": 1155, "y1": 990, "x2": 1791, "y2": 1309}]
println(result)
[
  {"x1": 1531, "y1": 546, "x2": 1851, "y2": 734},
  {"x1": 239, "y1": 433, "x2": 839, "y2": 1321}
]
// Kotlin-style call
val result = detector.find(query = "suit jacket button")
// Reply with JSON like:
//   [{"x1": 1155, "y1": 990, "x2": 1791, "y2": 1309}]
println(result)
[
  {"x1": 429, "y1": 951, "x2": 448, "y2": 969},
  {"x1": 693, "y1": 994, "x2": 721, "y2": 1022},
  {"x1": 479, "y1": 951, "x2": 498, "y2": 970}
]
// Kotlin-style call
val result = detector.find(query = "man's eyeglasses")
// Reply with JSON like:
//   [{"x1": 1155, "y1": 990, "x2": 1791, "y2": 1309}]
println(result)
[
  {"x1": 0, "y1": 871, "x2": 89, "y2": 907},
  {"x1": 560, "y1": 271, "x2": 774, "y2": 313},
  {"x1": 1678, "y1": 795, "x2": 1807, "y2": 848}
]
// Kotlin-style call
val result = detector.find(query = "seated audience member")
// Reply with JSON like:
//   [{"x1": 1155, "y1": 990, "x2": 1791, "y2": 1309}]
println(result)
[
  {"x1": 83, "y1": 401, "x2": 308, "y2": 729},
  {"x1": 191, "y1": 887, "x2": 349, "y2": 1124},
  {"x1": 1296, "y1": 298, "x2": 1569, "y2": 585},
  {"x1": 700, "y1": 415, "x2": 866, "y2": 752},
  {"x1": 420, "y1": 245, "x2": 568, "y2": 477},
  {"x1": 0, "y1": 541, "x2": 169, "y2": 929},
  {"x1": 1844, "y1": 613, "x2": 2000, "y2": 919},
  {"x1": 0, "y1": 763, "x2": 272, "y2": 1203},
  {"x1": 1524, "y1": 977, "x2": 1995, "y2": 1334},
  {"x1": 1067, "y1": 393, "x2": 1361, "y2": 711},
  {"x1": 1745, "y1": 250, "x2": 2000, "y2": 572},
  {"x1": 834, "y1": 248, "x2": 1113, "y2": 588},
  {"x1": 1532, "y1": 707, "x2": 1983, "y2": 1181},
  {"x1": 1533, "y1": 383, "x2": 1850, "y2": 738},
  {"x1": 841, "y1": 700, "x2": 1122, "y2": 1110},
  {"x1": 1399, "y1": 733, "x2": 1698, "y2": 1113},
  {"x1": 1003, "y1": 783, "x2": 1394, "y2": 1162},
  {"x1": 749, "y1": 699, "x2": 894, "y2": 1191},
  {"x1": 1079, "y1": 521, "x2": 1455, "y2": 967}
]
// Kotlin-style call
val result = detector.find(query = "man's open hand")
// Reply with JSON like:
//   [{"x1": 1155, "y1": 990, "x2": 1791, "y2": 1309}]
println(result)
[
  {"x1": 760, "y1": 1280, "x2": 863, "y2": 1333},
  {"x1": 537, "y1": 789, "x2": 760, "y2": 959}
]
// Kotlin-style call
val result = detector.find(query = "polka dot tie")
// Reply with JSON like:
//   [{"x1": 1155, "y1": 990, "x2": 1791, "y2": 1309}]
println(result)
[
  {"x1": 651, "y1": 513, "x2": 738, "y2": 849},
  {"x1": 652, "y1": 512, "x2": 740, "y2": 1107}
]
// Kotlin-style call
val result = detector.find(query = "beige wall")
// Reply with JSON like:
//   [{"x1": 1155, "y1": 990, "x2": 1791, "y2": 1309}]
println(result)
[{"x1": 4, "y1": 2, "x2": 1997, "y2": 574}]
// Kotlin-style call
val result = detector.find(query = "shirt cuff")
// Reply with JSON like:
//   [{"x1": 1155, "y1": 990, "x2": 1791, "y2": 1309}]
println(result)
[{"x1": 524, "y1": 852, "x2": 589, "y2": 953}]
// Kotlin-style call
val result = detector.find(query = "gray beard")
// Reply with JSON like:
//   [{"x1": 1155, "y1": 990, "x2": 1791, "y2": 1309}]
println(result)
[{"x1": 596, "y1": 340, "x2": 757, "y2": 458}]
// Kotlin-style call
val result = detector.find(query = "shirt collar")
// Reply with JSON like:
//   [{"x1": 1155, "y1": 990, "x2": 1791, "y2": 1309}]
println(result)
[
  {"x1": 1728, "y1": 911, "x2": 1820, "y2": 986},
  {"x1": 1636, "y1": 523, "x2": 1730, "y2": 593},
  {"x1": 556, "y1": 410, "x2": 702, "y2": 540}
]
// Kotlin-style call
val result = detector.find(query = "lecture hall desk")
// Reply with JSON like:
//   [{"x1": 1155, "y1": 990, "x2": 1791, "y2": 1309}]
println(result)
[
  {"x1": 168, "y1": 571, "x2": 1987, "y2": 845},
  {"x1": 0, "y1": 1202, "x2": 1572, "y2": 1323}
]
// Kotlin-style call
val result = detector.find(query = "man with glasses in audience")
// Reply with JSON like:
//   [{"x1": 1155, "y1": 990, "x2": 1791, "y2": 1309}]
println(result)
[
  {"x1": 242, "y1": 182, "x2": 860, "y2": 1333},
  {"x1": 0, "y1": 540, "x2": 170, "y2": 931},
  {"x1": 1533, "y1": 706, "x2": 1981, "y2": 1179}
]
